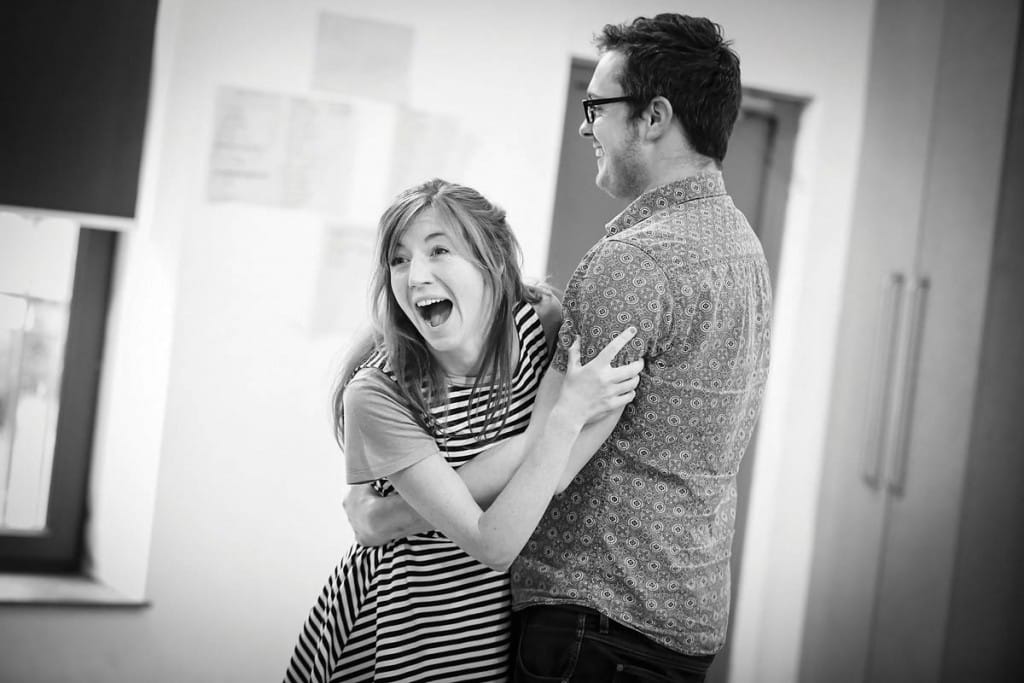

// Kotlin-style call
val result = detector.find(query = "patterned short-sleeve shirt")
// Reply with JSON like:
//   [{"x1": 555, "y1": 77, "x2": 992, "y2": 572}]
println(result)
[{"x1": 511, "y1": 171, "x2": 772, "y2": 656}]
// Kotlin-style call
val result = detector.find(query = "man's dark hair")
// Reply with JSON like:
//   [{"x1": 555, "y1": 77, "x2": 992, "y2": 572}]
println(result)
[{"x1": 597, "y1": 14, "x2": 741, "y2": 164}]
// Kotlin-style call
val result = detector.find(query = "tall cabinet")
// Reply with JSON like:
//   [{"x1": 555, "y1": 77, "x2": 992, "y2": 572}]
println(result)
[{"x1": 800, "y1": 0, "x2": 1021, "y2": 680}]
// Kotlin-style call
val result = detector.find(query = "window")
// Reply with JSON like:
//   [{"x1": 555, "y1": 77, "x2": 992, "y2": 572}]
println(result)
[
  {"x1": 0, "y1": 0, "x2": 158, "y2": 601},
  {"x1": 0, "y1": 213, "x2": 116, "y2": 573},
  {"x1": 0, "y1": 0, "x2": 154, "y2": 582}
]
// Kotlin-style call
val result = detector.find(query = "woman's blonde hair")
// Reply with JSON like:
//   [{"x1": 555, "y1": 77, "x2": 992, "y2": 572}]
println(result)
[{"x1": 333, "y1": 179, "x2": 545, "y2": 446}]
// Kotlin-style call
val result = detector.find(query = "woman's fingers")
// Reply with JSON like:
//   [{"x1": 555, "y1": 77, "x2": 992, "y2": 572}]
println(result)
[
  {"x1": 613, "y1": 375, "x2": 640, "y2": 399},
  {"x1": 560, "y1": 327, "x2": 646, "y2": 423},
  {"x1": 610, "y1": 358, "x2": 645, "y2": 381},
  {"x1": 593, "y1": 326, "x2": 638, "y2": 364},
  {"x1": 607, "y1": 387, "x2": 637, "y2": 409}
]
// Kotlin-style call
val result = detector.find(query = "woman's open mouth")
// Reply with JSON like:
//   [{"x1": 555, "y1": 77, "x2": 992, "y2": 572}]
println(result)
[{"x1": 415, "y1": 298, "x2": 453, "y2": 328}]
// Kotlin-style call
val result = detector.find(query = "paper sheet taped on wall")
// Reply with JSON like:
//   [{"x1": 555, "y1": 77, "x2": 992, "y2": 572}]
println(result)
[
  {"x1": 208, "y1": 87, "x2": 355, "y2": 213},
  {"x1": 313, "y1": 13, "x2": 413, "y2": 103}
]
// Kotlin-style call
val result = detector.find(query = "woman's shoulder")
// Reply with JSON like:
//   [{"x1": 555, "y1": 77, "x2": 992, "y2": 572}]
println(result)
[
  {"x1": 345, "y1": 366, "x2": 395, "y2": 400},
  {"x1": 343, "y1": 367, "x2": 421, "y2": 429}
]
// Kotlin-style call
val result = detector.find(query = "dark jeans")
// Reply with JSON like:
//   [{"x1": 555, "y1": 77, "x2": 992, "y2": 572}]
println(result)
[{"x1": 512, "y1": 605, "x2": 715, "y2": 682}]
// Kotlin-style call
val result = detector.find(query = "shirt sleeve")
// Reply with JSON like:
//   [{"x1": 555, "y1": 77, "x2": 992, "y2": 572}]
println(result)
[
  {"x1": 342, "y1": 369, "x2": 441, "y2": 484},
  {"x1": 552, "y1": 238, "x2": 676, "y2": 372}
]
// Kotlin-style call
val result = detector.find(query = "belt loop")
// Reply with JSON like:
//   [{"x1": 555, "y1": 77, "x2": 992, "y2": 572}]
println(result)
[{"x1": 599, "y1": 612, "x2": 610, "y2": 634}]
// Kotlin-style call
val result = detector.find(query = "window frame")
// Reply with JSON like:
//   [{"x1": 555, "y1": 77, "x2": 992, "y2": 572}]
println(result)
[
  {"x1": 0, "y1": 0, "x2": 167, "y2": 606},
  {"x1": 0, "y1": 227, "x2": 117, "y2": 573}
]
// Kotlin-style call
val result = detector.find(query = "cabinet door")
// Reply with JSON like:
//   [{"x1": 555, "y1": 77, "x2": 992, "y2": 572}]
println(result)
[
  {"x1": 866, "y1": 0, "x2": 1020, "y2": 679},
  {"x1": 800, "y1": 0, "x2": 946, "y2": 679}
]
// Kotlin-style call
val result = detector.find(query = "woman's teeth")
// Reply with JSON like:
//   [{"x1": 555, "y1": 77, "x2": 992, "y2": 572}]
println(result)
[{"x1": 416, "y1": 298, "x2": 453, "y2": 327}]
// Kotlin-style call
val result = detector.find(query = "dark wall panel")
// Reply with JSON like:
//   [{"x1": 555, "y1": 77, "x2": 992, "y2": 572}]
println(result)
[{"x1": 0, "y1": 1, "x2": 158, "y2": 218}]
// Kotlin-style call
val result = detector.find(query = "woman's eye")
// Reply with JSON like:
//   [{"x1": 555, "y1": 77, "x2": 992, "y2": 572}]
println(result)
[
  {"x1": 431, "y1": 246, "x2": 450, "y2": 256},
  {"x1": 389, "y1": 255, "x2": 408, "y2": 267}
]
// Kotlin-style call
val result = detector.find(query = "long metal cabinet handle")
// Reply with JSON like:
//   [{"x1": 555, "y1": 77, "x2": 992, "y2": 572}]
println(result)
[
  {"x1": 887, "y1": 278, "x2": 930, "y2": 496},
  {"x1": 862, "y1": 273, "x2": 906, "y2": 489}
]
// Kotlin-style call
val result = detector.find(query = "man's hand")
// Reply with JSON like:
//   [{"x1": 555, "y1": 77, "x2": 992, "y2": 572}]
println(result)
[
  {"x1": 343, "y1": 484, "x2": 386, "y2": 547},
  {"x1": 343, "y1": 483, "x2": 431, "y2": 546}
]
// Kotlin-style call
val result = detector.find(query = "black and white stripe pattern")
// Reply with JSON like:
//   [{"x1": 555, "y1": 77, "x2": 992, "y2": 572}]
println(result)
[{"x1": 285, "y1": 301, "x2": 548, "y2": 682}]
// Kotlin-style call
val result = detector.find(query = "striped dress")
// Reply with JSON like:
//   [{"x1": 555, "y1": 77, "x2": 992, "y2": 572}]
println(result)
[{"x1": 285, "y1": 301, "x2": 550, "y2": 683}]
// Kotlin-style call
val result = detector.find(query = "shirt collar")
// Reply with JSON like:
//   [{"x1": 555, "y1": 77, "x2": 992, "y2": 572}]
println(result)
[{"x1": 604, "y1": 171, "x2": 727, "y2": 237}]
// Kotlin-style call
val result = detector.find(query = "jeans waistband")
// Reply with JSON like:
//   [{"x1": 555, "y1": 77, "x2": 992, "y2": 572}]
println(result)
[{"x1": 522, "y1": 604, "x2": 715, "y2": 668}]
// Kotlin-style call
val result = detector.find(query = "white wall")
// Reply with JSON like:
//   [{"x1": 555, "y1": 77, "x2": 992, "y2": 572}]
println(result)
[{"x1": 0, "y1": 0, "x2": 875, "y2": 680}]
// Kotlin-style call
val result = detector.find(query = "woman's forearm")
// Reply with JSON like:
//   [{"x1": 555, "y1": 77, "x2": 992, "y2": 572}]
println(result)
[
  {"x1": 390, "y1": 397, "x2": 584, "y2": 572},
  {"x1": 555, "y1": 406, "x2": 623, "y2": 492},
  {"x1": 348, "y1": 400, "x2": 622, "y2": 548},
  {"x1": 387, "y1": 331, "x2": 640, "y2": 570},
  {"x1": 452, "y1": 432, "x2": 529, "y2": 507},
  {"x1": 344, "y1": 433, "x2": 529, "y2": 546},
  {"x1": 349, "y1": 331, "x2": 640, "y2": 553},
  {"x1": 473, "y1": 402, "x2": 584, "y2": 569}
]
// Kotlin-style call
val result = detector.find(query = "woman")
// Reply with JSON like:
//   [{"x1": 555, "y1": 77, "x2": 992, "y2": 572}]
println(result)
[{"x1": 284, "y1": 179, "x2": 641, "y2": 682}]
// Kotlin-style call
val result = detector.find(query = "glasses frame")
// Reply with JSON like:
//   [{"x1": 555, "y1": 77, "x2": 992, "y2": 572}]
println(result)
[{"x1": 581, "y1": 96, "x2": 635, "y2": 124}]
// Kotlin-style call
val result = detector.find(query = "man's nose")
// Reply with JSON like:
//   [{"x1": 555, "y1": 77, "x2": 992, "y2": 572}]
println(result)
[{"x1": 579, "y1": 118, "x2": 593, "y2": 138}]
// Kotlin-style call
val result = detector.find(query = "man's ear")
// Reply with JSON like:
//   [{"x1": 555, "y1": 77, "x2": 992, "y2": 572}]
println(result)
[{"x1": 642, "y1": 96, "x2": 675, "y2": 141}]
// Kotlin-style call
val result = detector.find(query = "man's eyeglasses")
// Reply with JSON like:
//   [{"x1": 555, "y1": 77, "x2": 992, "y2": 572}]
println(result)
[{"x1": 581, "y1": 96, "x2": 634, "y2": 124}]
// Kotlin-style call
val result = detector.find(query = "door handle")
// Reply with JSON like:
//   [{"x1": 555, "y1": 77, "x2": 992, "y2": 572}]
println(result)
[
  {"x1": 887, "y1": 277, "x2": 930, "y2": 496},
  {"x1": 862, "y1": 273, "x2": 906, "y2": 490}
]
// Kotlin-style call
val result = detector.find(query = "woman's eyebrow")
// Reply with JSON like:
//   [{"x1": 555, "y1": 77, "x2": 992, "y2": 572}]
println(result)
[{"x1": 394, "y1": 231, "x2": 450, "y2": 250}]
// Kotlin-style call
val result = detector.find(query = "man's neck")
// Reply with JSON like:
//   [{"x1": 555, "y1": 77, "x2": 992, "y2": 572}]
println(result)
[{"x1": 639, "y1": 151, "x2": 719, "y2": 197}]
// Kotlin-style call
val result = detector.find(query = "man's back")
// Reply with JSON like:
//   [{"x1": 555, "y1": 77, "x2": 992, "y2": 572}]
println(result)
[{"x1": 512, "y1": 171, "x2": 771, "y2": 656}]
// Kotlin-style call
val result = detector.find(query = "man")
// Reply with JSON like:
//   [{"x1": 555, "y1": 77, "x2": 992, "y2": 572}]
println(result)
[{"x1": 510, "y1": 14, "x2": 771, "y2": 681}]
